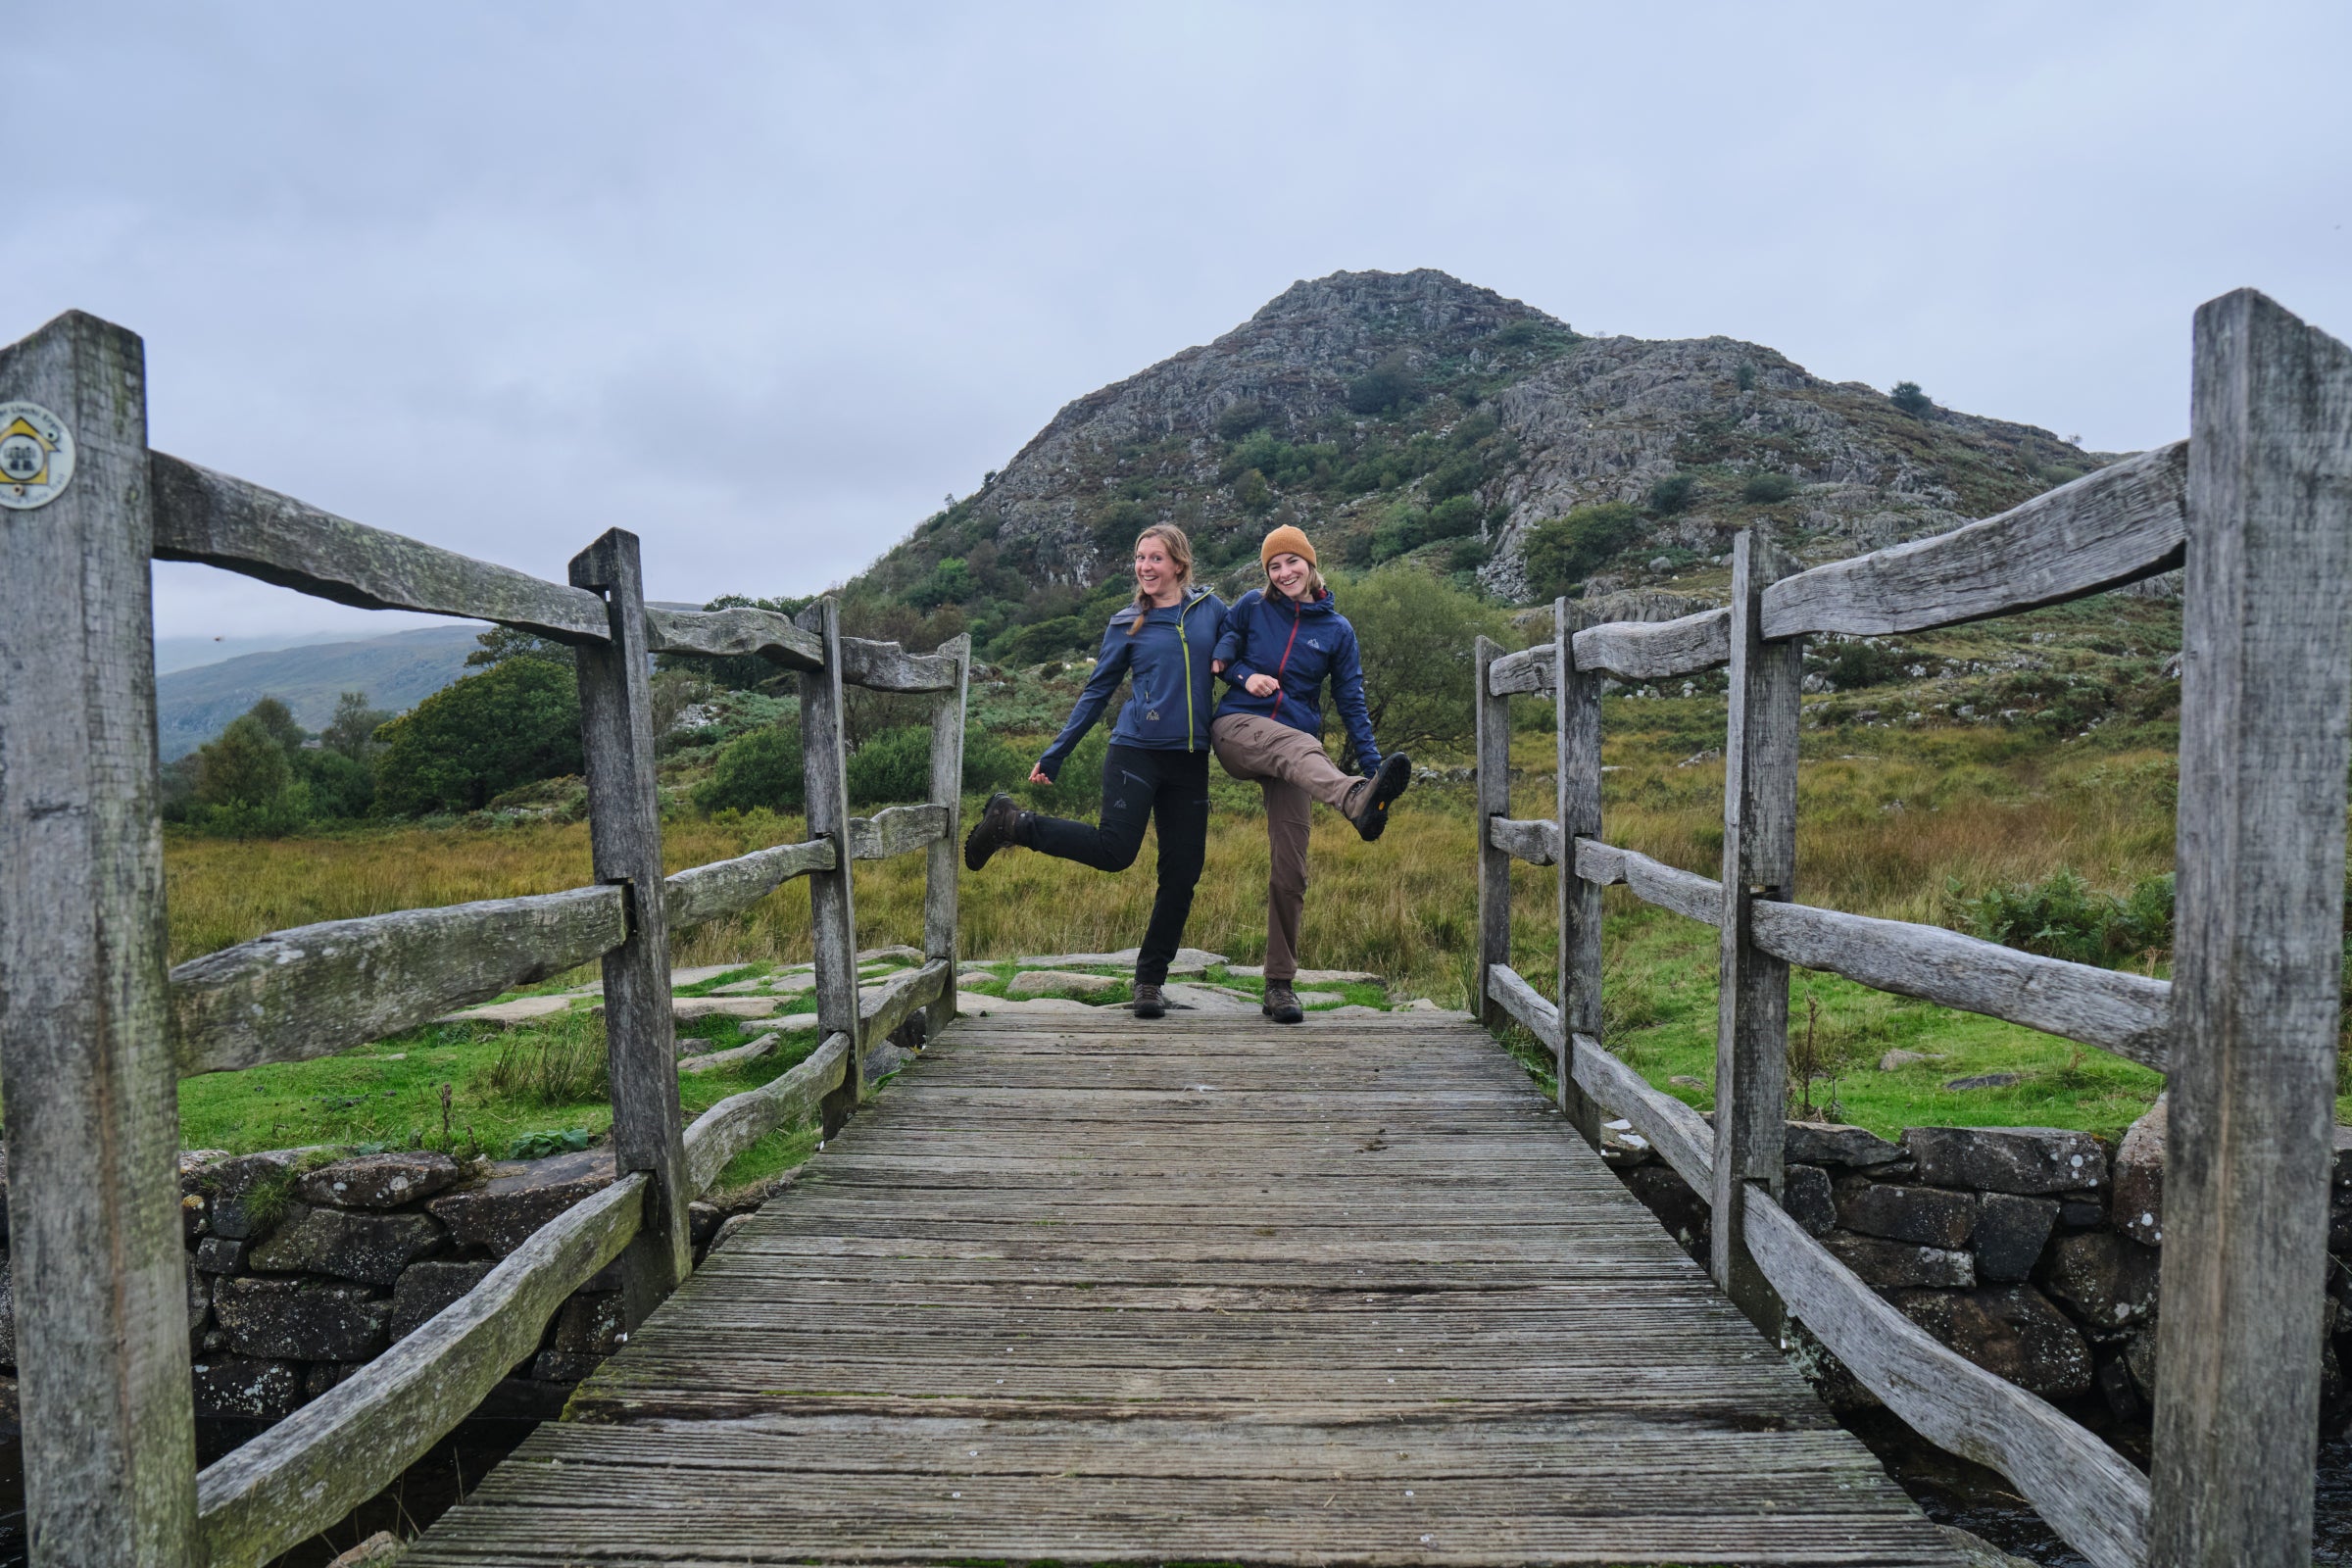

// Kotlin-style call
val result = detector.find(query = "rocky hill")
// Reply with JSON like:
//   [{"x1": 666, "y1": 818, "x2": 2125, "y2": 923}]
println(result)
[{"x1": 847, "y1": 269, "x2": 2117, "y2": 662}]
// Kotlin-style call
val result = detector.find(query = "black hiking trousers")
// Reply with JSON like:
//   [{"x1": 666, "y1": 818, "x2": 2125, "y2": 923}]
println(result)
[{"x1": 1024, "y1": 744, "x2": 1210, "y2": 987}]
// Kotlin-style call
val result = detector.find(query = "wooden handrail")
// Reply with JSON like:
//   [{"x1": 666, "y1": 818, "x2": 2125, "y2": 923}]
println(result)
[
  {"x1": 850, "y1": 804, "x2": 952, "y2": 860},
  {"x1": 171, "y1": 885, "x2": 627, "y2": 1076},
  {"x1": 194, "y1": 1173, "x2": 648, "y2": 1566},
  {"x1": 683, "y1": 1032, "x2": 853, "y2": 1193},
  {"x1": 1487, "y1": 815, "x2": 1562, "y2": 866}
]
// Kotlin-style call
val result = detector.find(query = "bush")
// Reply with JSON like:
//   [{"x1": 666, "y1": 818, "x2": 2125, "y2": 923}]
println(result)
[
  {"x1": 1647, "y1": 473, "x2": 1698, "y2": 514},
  {"x1": 196, "y1": 713, "x2": 293, "y2": 811},
  {"x1": 1891, "y1": 380, "x2": 1934, "y2": 418},
  {"x1": 1814, "y1": 639, "x2": 1908, "y2": 690},
  {"x1": 374, "y1": 658, "x2": 583, "y2": 815},
  {"x1": 1742, "y1": 471, "x2": 1797, "y2": 504},
  {"x1": 1962, "y1": 869, "x2": 2174, "y2": 966},
  {"x1": 694, "y1": 722, "x2": 806, "y2": 814},
  {"x1": 961, "y1": 729, "x2": 1027, "y2": 795},
  {"x1": 1216, "y1": 400, "x2": 1268, "y2": 440},
  {"x1": 847, "y1": 724, "x2": 933, "y2": 806},
  {"x1": 1346, "y1": 353, "x2": 1418, "y2": 417},
  {"x1": 1024, "y1": 726, "x2": 1106, "y2": 812},
  {"x1": 1521, "y1": 502, "x2": 1646, "y2": 599},
  {"x1": 1736, "y1": 362, "x2": 1758, "y2": 392}
]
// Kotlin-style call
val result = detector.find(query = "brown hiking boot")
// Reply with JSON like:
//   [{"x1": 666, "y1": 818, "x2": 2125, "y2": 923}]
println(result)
[
  {"x1": 1262, "y1": 981, "x2": 1304, "y2": 1024},
  {"x1": 962, "y1": 791, "x2": 1030, "y2": 871},
  {"x1": 1131, "y1": 982, "x2": 1166, "y2": 1020},
  {"x1": 1346, "y1": 753, "x2": 1413, "y2": 842}
]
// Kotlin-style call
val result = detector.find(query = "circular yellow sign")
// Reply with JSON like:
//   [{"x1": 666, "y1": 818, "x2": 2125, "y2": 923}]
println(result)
[{"x1": 0, "y1": 401, "x2": 74, "y2": 510}]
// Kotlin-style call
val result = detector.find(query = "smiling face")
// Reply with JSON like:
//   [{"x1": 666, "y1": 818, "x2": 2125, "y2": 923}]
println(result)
[
  {"x1": 1266, "y1": 552, "x2": 1313, "y2": 600},
  {"x1": 1134, "y1": 536, "x2": 1183, "y2": 605}
]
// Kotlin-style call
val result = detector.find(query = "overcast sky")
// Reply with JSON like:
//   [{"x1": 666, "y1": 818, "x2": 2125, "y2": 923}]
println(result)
[{"x1": 11, "y1": 2, "x2": 2348, "y2": 643}]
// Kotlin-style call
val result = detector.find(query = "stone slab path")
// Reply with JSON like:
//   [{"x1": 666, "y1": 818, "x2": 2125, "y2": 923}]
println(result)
[{"x1": 406, "y1": 1009, "x2": 1960, "y2": 1565}]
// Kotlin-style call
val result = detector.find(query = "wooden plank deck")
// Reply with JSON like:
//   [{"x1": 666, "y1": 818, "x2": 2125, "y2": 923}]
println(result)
[{"x1": 406, "y1": 1010, "x2": 1962, "y2": 1565}]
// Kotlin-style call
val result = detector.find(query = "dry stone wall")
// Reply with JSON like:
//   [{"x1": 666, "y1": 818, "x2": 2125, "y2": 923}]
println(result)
[
  {"x1": 1606, "y1": 1100, "x2": 2352, "y2": 1426},
  {"x1": 0, "y1": 1142, "x2": 780, "y2": 1428}
]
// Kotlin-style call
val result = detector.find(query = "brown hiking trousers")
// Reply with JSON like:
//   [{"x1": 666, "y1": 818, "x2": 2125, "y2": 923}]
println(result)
[{"x1": 1210, "y1": 713, "x2": 1369, "y2": 982}]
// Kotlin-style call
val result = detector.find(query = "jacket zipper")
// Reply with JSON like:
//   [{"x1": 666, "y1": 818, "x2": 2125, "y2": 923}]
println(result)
[
  {"x1": 1267, "y1": 598, "x2": 1304, "y2": 720},
  {"x1": 1177, "y1": 594, "x2": 1198, "y2": 749}
]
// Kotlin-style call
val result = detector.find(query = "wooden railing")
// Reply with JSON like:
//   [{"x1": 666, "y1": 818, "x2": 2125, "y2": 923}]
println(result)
[
  {"x1": 1473, "y1": 288, "x2": 2352, "y2": 1568},
  {"x1": 0, "y1": 309, "x2": 970, "y2": 1566}
]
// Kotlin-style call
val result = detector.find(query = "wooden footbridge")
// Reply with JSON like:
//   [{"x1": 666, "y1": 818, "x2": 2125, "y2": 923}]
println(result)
[{"x1": 1, "y1": 290, "x2": 2348, "y2": 1567}]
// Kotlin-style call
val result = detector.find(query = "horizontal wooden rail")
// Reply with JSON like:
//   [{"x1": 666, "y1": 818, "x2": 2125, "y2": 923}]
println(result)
[
  {"x1": 1761, "y1": 440, "x2": 2188, "y2": 640},
  {"x1": 839, "y1": 636, "x2": 959, "y2": 693},
  {"x1": 151, "y1": 454, "x2": 612, "y2": 643},
  {"x1": 1570, "y1": 1031, "x2": 1716, "y2": 1194},
  {"x1": 1573, "y1": 838, "x2": 1724, "y2": 925},
  {"x1": 664, "y1": 838, "x2": 836, "y2": 929},
  {"x1": 644, "y1": 605, "x2": 822, "y2": 669},
  {"x1": 171, "y1": 886, "x2": 627, "y2": 1077},
  {"x1": 1749, "y1": 901, "x2": 2172, "y2": 1070},
  {"x1": 1487, "y1": 962, "x2": 1565, "y2": 1052},
  {"x1": 849, "y1": 804, "x2": 952, "y2": 861},
  {"x1": 1485, "y1": 641, "x2": 1557, "y2": 696},
  {"x1": 858, "y1": 957, "x2": 951, "y2": 1044},
  {"x1": 194, "y1": 1171, "x2": 648, "y2": 1567},
  {"x1": 1745, "y1": 1191, "x2": 2150, "y2": 1568},
  {"x1": 1573, "y1": 607, "x2": 1733, "y2": 681},
  {"x1": 681, "y1": 1032, "x2": 852, "y2": 1193},
  {"x1": 1489, "y1": 816, "x2": 1562, "y2": 866}
]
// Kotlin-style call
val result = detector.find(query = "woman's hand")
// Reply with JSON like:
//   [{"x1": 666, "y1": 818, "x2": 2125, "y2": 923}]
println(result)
[
  {"x1": 1029, "y1": 765, "x2": 1053, "y2": 786},
  {"x1": 1245, "y1": 672, "x2": 1280, "y2": 698},
  {"x1": 1210, "y1": 660, "x2": 1225, "y2": 674}
]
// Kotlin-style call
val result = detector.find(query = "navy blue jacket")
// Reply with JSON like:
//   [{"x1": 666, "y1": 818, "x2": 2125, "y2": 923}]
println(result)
[
  {"x1": 1037, "y1": 587, "x2": 1227, "y2": 781},
  {"x1": 1211, "y1": 588, "x2": 1381, "y2": 771}
]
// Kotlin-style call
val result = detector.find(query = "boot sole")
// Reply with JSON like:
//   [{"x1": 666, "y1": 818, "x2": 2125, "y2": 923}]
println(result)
[
  {"x1": 1261, "y1": 1004, "x2": 1304, "y2": 1024},
  {"x1": 1354, "y1": 755, "x2": 1413, "y2": 842}
]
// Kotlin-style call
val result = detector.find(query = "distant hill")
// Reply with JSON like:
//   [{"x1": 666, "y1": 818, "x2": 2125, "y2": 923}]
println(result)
[
  {"x1": 846, "y1": 268, "x2": 2116, "y2": 661},
  {"x1": 157, "y1": 625, "x2": 479, "y2": 760}
]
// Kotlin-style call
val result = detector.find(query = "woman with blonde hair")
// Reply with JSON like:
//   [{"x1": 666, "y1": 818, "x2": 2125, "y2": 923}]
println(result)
[
  {"x1": 1208, "y1": 524, "x2": 1409, "y2": 1023},
  {"x1": 961, "y1": 523, "x2": 1226, "y2": 1020}
]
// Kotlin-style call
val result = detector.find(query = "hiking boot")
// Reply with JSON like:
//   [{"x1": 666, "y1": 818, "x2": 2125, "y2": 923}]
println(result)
[
  {"x1": 962, "y1": 791, "x2": 1029, "y2": 871},
  {"x1": 1346, "y1": 753, "x2": 1414, "y2": 842},
  {"x1": 1262, "y1": 981, "x2": 1304, "y2": 1024},
  {"x1": 1132, "y1": 982, "x2": 1166, "y2": 1020}
]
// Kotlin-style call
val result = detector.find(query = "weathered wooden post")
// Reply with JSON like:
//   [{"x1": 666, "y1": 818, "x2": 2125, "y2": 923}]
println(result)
[
  {"x1": 2149, "y1": 289, "x2": 2352, "y2": 1567},
  {"x1": 924, "y1": 633, "x2": 971, "y2": 1037},
  {"x1": 1553, "y1": 598, "x2": 1604, "y2": 1146},
  {"x1": 1472, "y1": 634, "x2": 1510, "y2": 1024},
  {"x1": 570, "y1": 527, "x2": 692, "y2": 1323},
  {"x1": 1712, "y1": 528, "x2": 1802, "y2": 1335},
  {"x1": 0, "y1": 311, "x2": 198, "y2": 1564},
  {"x1": 797, "y1": 598, "x2": 863, "y2": 1109}
]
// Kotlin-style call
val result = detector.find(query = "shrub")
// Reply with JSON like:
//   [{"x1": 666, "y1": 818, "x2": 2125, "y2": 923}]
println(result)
[
  {"x1": 374, "y1": 658, "x2": 583, "y2": 815},
  {"x1": 694, "y1": 721, "x2": 806, "y2": 814},
  {"x1": 1742, "y1": 471, "x2": 1797, "y2": 504},
  {"x1": 1425, "y1": 495, "x2": 1481, "y2": 540},
  {"x1": 1736, "y1": 362, "x2": 1757, "y2": 392},
  {"x1": 1025, "y1": 726, "x2": 1106, "y2": 812},
  {"x1": 1216, "y1": 400, "x2": 1268, "y2": 440},
  {"x1": 1235, "y1": 469, "x2": 1274, "y2": 515},
  {"x1": 1346, "y1": 353, "x2": 1418, "y2": 416},
  {"x1": 1891, "y1": 380, "x2": 1934, "y2": 418},
  {"x1": 847, "y1": 724, "x2": 934, "y2": 806},
  {"x1": 961, "y1": 729, "x2": 1027, "y2": 795},
  {"x1": 1814, "y1": 639, "x2": 1908, "y2": 690},
  {"x1": 1521, "y1": 502, "x2": 1646, "y2": 599},
  {"x1": 1961, "y1": 869, "x2": 2175, "y2": 966},
  {"x1": 1647, "y1": 472, "x2": 1699, "y2": 514}
]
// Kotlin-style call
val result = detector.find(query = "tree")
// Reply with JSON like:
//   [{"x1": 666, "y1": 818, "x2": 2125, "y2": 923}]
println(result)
[
  {"x1": 1742, "y1": 472, "x2": 1798, "y2": 504},
  {"x1": 196, "y1": 713, "x2": 293, "y2": 809},
  {"x1": 374, "y1": 658, "x2": 582, "y2": 814},
  {"x1": 244, "y1": 696, "x2": 307, "y2": 754},
  {"x1": 694, "y1": 722, "x2": 806, "y2": 814},
  {"x1": 1336, "y1": 565, "x2": 1509, "y2": 759},
  {"x1": 1891, "y1": 380, "x2": 1934, "y2": 418},
  {"x1": 1521, "y1": 502, "x2": 1646, "y2": 600},
  {"x1": 466, "y1": 624, "x2": 574, "y2": 668},
  {"x1": 322, "y1": 690, "x2": 391, "y2": 760}
]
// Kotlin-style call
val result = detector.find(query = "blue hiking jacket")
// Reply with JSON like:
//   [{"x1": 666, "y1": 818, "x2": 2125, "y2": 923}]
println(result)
[
  {"x1": 1211, "y1": 588, "x2": 1382, "y2": 771},
  {"x1": 1037, "y1": 587, "x2": 1227, "y2": 781}
]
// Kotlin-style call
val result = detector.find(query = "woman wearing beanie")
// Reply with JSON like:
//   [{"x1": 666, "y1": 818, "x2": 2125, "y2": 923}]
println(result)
[
  {"x1": 1209, "y1": 524, "x2": 1410, "y2": 1024},
  {"x1": 960, "y1": 524, "x2": 1225, "y2": 1020}
]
